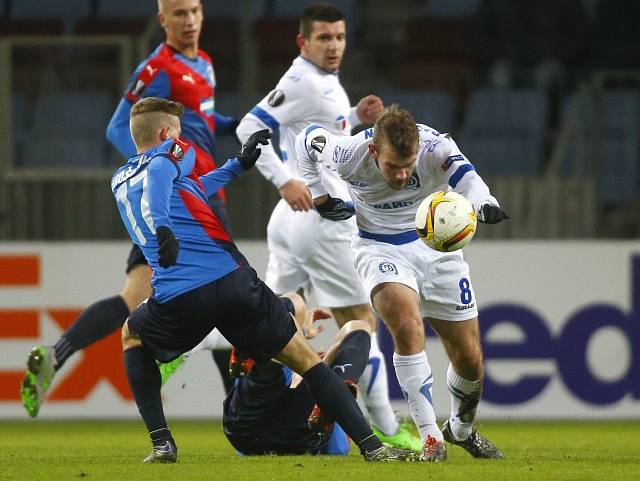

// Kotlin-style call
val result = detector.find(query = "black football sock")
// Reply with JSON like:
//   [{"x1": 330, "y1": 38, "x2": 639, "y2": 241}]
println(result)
[
  {"x1": 54, "y1": 295, "x2": 129, "y2": 370},
  {"x1": 302, "y1": 362, "x2": 383, "y2": 454},
  {"x1": 330, "y1": 330, "x2": 371, "y2": 383},
  {"x1": 124, "y1": 347, "x2": 171, "y2": 444},
  {"x1": 211, "y1": 349, "x2": 234, "y2": 394}
]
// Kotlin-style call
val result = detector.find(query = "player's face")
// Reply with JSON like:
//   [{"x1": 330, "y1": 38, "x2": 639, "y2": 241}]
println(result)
[
  {"x1": 300, "y1": 20, "x2": 346, "y2": 73},
  {"x1": 158, "y1": 0, "x2": 203, "y2": 50},
  {"x1": 372, "y1": 141, "x2": 417, "y2": 191}
]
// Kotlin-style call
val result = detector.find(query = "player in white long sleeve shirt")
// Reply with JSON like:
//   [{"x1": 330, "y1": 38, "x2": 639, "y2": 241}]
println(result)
[
  {"x1": 235, "y1": 4, "x2": 421, "y2": 452},
  {"x1": 296, "y1": 104, "x2": 508, "y2": 461}
]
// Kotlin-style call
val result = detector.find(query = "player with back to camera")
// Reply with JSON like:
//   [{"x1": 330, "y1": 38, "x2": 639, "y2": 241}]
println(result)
[
  {"x1": 226, "y1": 2, "x2": 419, "y2": 452},
  {"x1": 296, "y1": 104, "x2": 509, "y2": 461},
  {"x1": 20, "y1": 0, "x2": 239, "y2": 417},
  {"x1": 112, "y1": 96, "x2": 416, "y2": 463}
]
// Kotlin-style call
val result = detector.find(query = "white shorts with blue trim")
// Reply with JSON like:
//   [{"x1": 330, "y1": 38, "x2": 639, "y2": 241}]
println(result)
[
  {"x1": 265, "y1": 199, "x2": 368, "y2": 308},
  {"x1": 352, "y1": 231, "x2": 478, "y2": 321}
]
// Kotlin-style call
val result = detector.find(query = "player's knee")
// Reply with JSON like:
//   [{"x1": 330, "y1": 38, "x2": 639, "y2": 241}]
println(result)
[
  {"x1": 338, "y1": 320, "x2": 372, "y2": 338},
  {"x1": 121, "y1": 320, "x2": 142, "y2": 350},
  {"x1": 332, "y1": 304, "x2": 376, "y2": 328},
  {"x1": 280, "y1": 291, "x2": 307, "y2": 323},
  {"x1": 393, "y1": 316, "x2": 423, "y2": 340}
]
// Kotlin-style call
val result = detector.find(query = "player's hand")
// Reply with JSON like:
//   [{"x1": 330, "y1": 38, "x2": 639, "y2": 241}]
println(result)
[
  {"x1": 302, "y1": 307, "x2": 331, "y2": 340},
  {"x1": 478, "y1": 204, "x2": 510, "y2": 224},
  {"x1": 314, "y1": 194, "x2": 355, "y2": 221},
  {"x1": 156, "y1": 226, "x2": 179, "y2": 268},
  {"x1": 237, "y1": 129, "x2": 271, "y2": 170},
  {"x1": 356, "y1": 95, "x2": 384, "y2": 124},
  {"x1": 279, "y1": 179, "x2": 313, "y2": 211}
]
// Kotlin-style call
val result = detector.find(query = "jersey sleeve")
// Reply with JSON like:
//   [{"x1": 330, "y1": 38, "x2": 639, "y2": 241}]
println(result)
[
  {"x1": 419, "y1": 125, "x2": 499, "y2": 213},
  {"x1": 146, "y1": 157, "x2": 177, "y2": 231},
  {"x1": 106, "y1": 58, "x2": 171, "y2": 158},
  {"x1": 146, "y1": 139, "x2": 195, "y2": 230},
  {"x1": 236, "y1": 75, "x2": 320, "y2": 189},
  {"x1": 214, "y1": 112, "x2": 238, "y2": 136},
  {"x1": 296, "y1": 124, "x2": 359, "y2": 199},
  {"x1": 199, "y1": 158, "x2": 244, "y2": 197}
]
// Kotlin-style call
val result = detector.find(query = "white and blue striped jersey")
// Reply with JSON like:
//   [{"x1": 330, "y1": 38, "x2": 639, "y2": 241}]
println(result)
[
  {"x1": 296, "y1": 124, "x2": 499, "y2": 236},
  {"x1": 236, "y1": 56, "x2": 359, "y2": 198}
]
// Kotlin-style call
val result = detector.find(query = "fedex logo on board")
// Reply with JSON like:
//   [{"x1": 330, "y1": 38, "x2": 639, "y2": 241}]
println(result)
[
  {"x1": 380, "y1": 255, "x2": 640, "y2": 406},
  {"x1": 0, "y1": 255, "x2": 131, "y2": 404}
]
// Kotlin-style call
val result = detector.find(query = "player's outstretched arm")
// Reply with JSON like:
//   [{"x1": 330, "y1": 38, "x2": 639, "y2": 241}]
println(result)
[
  {"x1": 236, "y1": 113, "x2": 292, "y2": 189},
  {"x1": 199, "y1": 130, "x2": 271, "y2": 197}
]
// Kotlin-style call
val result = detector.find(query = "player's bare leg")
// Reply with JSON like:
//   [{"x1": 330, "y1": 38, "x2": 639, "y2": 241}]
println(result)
[
  {"x1": 122, "y1": 320, "x2": 177, "y2": 463},
  {"x1": 332, "y1": 304, "x2": 421, "y2": 452},
  {"x1": 372, "y1": 282, "x2": 446, "y2": 461},
  {"x1": 428, "y1": 317, "x2": 504, "y2": 459}
]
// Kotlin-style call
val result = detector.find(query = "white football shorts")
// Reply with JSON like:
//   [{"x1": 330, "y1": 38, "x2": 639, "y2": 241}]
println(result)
[
  {"x1": 352, "y1": 234, "x2": 478, "y2": 321},
  {"x1": 265, "y1": 199, "x2": 368, "y2": 307}
]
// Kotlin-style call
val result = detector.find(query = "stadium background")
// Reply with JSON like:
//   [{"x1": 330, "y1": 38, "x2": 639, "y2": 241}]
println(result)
[{"x1": 0, "y1": 0, "x2": 638, "y2": 422}]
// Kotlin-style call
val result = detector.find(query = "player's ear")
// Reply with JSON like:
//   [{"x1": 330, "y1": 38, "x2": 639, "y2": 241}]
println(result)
[
  {"x1": 159, "y1": 126, "x2": 170, "y2": 141},
  {"x1": 157, "y1": 12, "x2": 166, "y2": 29},
  {"x1": 296, "y1": 34, "x2": 306, "y2": 51}
]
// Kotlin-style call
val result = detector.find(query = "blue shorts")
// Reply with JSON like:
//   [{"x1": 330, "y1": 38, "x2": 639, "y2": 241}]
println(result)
[{"x1": 127, "y1": 266, "x2": 297, "y2": 363}]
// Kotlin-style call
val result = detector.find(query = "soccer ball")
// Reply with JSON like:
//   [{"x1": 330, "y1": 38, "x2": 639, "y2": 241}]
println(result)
[{"x1": 415, "y1": 191, "x2": 477, "y2": 252}]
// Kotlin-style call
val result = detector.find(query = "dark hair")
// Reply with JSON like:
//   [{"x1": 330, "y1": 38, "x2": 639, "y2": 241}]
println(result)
[
  {"x1": 373, "y1": 104, "x2": 419, "y2": 158},
  {"x1": 299, "y1": 3, "x2": 344, "y2": 38}
]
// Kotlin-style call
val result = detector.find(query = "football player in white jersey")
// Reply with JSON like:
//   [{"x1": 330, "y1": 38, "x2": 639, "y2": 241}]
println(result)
[
  {"x1": 296, "y1": 104, "x2": 508, "y2": 461},
  {"x1": 234, "y1": 3, "x2": 420, "y2": 451}
]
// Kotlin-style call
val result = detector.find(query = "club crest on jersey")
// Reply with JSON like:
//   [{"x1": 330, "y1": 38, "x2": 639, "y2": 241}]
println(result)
[
  {"x1": 169, "y1": 142, "x2": 184, "y2": 160},
  {"x1": 335, "y1": 115, "x2": 347, "y2": 131},
  {"x1": 267, "y1": 89, "x2": 285, "y2": 107},
  {"x1": 405, "y1": 172, "x2": 421, "y2": 191},
  {"x1": 379, "y1": 261, "x2": 398, "y2": 275},
  {"x1": 131, "y1": 79, "x2": 146, "y2": 97},
  {"x1": 311, "y1": 135, "x2": 326, "y2": 153}
]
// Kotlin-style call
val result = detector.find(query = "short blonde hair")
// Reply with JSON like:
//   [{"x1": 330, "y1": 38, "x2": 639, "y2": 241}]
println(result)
[
  {"x1": 373, "y1": 104, "x2": 418, "y2": 158},
  {"x1": 130, "y1": 97, "x2": 184, "y2": 147}
]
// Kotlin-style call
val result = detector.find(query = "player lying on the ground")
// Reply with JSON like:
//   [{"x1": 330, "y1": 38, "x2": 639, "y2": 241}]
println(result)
[
  {"x1": 296, "y1": 104, "x2": 508, "y2": 461},
  {"x1": 223, "y1": 292, "x2": 383, "y2": 456},
  {"x1": 112, "y1": 97, "x2": 416, "y2": 464}
]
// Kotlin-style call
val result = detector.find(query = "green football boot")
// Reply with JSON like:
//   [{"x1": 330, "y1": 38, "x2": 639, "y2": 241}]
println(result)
[
  {"x1": 372, "y1": 418, "x2": 423, "y2": 453},
  {"x1": 158, "y1": 355, "x2": 185, "y2": 386},
  {"x1": 20, "y1": 345, "x2": 56, "y2": 418}
]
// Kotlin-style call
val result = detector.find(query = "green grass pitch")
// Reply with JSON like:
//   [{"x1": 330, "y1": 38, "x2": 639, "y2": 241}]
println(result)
[{"x1": 1, "y1": 420, "x2": 638, "y2": 481}]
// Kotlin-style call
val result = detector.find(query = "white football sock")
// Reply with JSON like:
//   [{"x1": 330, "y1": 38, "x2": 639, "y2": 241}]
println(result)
[
  {"x1": 393, "y1": 351, "x2": 441, "y2": 442},
  {"x1": 447, "y1": 363, "x2": 482, "y2": 441},
  {"x1": 358, "y1": 333, "x2": 399, "y2": 436}
]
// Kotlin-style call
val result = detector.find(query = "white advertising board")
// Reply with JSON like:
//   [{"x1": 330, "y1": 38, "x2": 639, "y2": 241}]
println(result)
[{"x1": 0, "y1": 241, "x2": 637, "y2": 419}]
